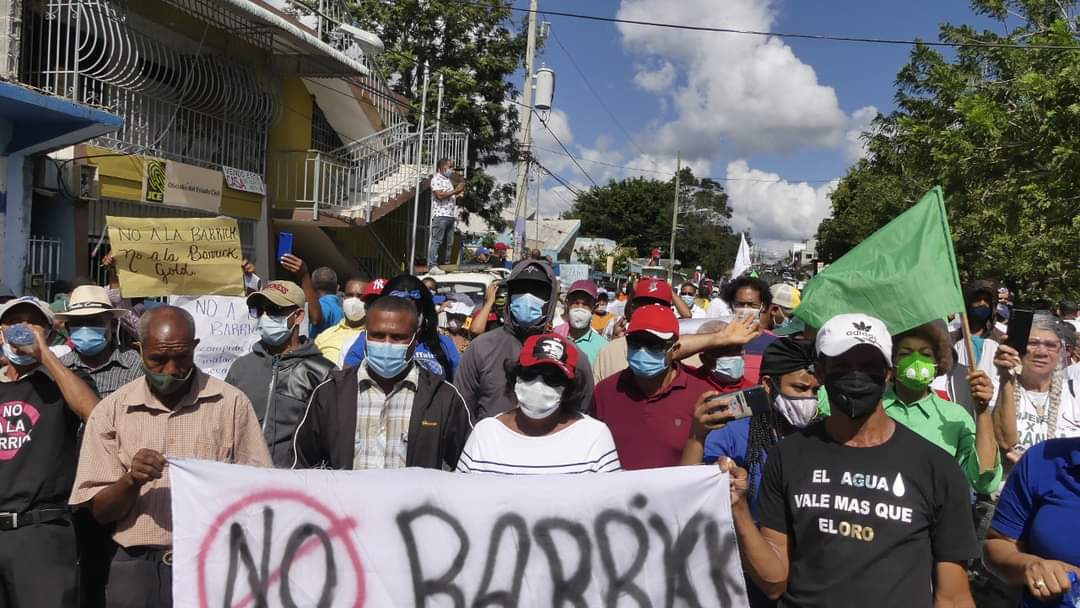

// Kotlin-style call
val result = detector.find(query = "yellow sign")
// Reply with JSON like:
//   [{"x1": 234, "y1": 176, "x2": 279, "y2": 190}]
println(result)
[
  {"x1": 107, "y1": 216, "x2": 244, "y2": 298},
  {"x1": 144, "y1": 159, "x2": 166, "y2": 203}
]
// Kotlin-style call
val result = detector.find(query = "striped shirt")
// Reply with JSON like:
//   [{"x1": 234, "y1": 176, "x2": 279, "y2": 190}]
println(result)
[
  {"x1": 61, "y1": 347, "x2": 143, "y2": 398},
  {"x1": 457, "y1": 415, "x2": 622, "y2": 475},
  {"x1": 353, "y1": 362, "x2": 418, "y2": 470},
  {"x1": 69, "y1": 370, "x2": 271, "y2": 548}
]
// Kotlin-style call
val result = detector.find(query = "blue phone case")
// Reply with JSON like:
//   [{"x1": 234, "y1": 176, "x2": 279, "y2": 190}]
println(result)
[{"x1": 277, "y1": 232, "x2": 293, "y2": 260}]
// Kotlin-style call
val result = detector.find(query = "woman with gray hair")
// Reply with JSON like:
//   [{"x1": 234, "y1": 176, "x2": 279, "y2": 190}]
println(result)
[{"x1": 992, "y1": 314, "x2": 1080, "y2": 464}]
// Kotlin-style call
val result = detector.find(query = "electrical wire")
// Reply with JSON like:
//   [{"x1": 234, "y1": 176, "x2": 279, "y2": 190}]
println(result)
[
  {"x1": 530, "y1": 108, "x2": 601, "y2": 188},
  {"x1": 469, "y1": 0, "x2": 1080, "y2": 51},
  {"x1": 548, "y1": 29, "x2": 654, "y2": 166}
]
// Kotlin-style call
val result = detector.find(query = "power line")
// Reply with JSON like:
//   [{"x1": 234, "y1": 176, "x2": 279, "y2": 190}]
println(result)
[
  {"x1": 548, "y1": 29, "x2": 654, "y2": 166},
  {"x1": 462, "y1": 0, "x2": 1080, "y2": 51},
  {"x1": 531, "y1": 108, "x2": 601, "y2": 188}
]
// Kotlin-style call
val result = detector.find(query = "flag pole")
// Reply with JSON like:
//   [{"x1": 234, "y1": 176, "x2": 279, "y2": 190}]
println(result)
[{"x1": 959, "y1": 312, "x2": 978, "y2": 374}]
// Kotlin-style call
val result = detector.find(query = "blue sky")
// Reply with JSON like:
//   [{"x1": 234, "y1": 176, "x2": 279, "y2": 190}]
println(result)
[{"x1": 505, "y1": 0, "x2": 1000, "y2": 255}]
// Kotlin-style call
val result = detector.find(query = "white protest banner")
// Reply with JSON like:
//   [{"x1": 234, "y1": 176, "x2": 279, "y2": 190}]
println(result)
[
  {"x1": 168, "y1": 296, "x2": 258, "y2": 379},
  {"x1": 223, "y1": 165, "x2": 266, "y2": 195},
  {"x1": 170, "y1": 459, "x2": 747, "y2": 608},
  {"x1": 558, "y1": 263, "x2": 590, "y2": 291}
]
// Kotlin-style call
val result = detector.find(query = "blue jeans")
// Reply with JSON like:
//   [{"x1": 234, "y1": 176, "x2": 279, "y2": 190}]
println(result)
[{"x1": 428, "y1": 216, "x2": 455, "y2": 265}]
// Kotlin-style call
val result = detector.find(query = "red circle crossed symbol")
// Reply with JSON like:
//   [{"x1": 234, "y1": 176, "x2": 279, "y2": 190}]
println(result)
[{"x1": 196, "y1": 489, "x2": 366, "y2": 608}]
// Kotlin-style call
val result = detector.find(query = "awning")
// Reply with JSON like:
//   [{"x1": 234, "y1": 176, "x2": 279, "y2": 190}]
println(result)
[
  {"x1": 303, "y1": 78, "x2": 379, "y2": 143},
  {"x1": 0, "y1": 82, "x2": 122, "y2": 156}
]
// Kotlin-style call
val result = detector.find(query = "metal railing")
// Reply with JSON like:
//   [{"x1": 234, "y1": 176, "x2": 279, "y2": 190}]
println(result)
[
  {"x1": 270, "y1": 123, "x2": 469, "y2": 221},
  {"x1": 27, "y1": 235, "x2": 64, "y2": 296}
]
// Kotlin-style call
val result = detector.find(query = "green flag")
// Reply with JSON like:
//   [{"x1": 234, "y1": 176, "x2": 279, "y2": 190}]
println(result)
[{"x1": 794, "y1": 187, "x2": 965, "y2": 335}]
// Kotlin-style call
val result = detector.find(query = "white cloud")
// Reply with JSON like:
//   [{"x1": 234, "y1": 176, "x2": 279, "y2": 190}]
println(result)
[
  {"x1": 616, "y1": 0, "x2": 871, "y2": 158},
  {"x1": 844, "y1": 105, "x2": 879, "y2": 161},
  {"x1": 723, "y1": 160, "x2": 838, "y2": 249},
  {"x1": 633, "y1": 61, "x2": 676, "y2": 92}
]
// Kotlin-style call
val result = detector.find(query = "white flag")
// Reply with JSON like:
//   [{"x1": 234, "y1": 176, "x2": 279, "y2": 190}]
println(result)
[{"x1": 731, "y1": 232, "x2": 752, "y2": 280}]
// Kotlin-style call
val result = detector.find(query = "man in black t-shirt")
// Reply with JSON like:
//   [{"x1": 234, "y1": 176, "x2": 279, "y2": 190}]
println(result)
[
  {"x1": 0, "y1": 297, "x2": 99, "y2": 607},
  {"x1": 721, "y1": 313, "x2": 977, "y2": 608}
]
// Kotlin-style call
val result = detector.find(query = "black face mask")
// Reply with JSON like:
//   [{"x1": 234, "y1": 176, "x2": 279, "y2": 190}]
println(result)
[
  {"x1": 825, "y1": 370, "x2": 886, "y2": 419},
  {"x1": 970, "y1": 305, "x2": 993, "y2": 321}
]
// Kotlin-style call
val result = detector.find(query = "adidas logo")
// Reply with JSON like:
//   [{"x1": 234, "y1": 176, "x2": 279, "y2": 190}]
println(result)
[{"x1": 853, "y1": 321, "x2": 871, "y2": 332}]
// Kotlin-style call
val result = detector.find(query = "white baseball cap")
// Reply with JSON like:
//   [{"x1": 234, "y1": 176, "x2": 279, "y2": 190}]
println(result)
[
  {"x1": 445, "y1": 300, "x2": 475, "y2": 316},
  {"x1": 815, "y1": 313, "x2": 892, "y2": 366}
]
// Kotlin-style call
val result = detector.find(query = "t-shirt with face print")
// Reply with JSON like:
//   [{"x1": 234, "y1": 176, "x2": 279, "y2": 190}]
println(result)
[{"x1": 756, "y1": 422, "x2": 977, "y2": 608}]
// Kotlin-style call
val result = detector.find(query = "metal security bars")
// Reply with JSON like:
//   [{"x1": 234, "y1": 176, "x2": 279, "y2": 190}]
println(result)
[
  {"x1": 19, "y1": 0, "x2": 281, "y2": 173},
  {"x1": 270, "y1": 122, "x2": 468, "y2": 222}
]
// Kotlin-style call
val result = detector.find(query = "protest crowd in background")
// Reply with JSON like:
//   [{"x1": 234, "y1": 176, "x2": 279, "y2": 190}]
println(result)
[{"x1": 3, "y1": 190, "x2": 1080, "y2": 608}]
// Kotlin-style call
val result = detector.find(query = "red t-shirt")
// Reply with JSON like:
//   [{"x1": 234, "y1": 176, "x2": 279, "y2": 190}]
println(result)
[{"x1": 592, "y1": 364, "x2": 717, "y2": 470}]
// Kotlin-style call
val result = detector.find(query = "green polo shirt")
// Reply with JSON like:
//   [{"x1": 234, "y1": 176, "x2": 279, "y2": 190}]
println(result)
[
  {"x1": 818, "y1": 386, "x2": 1001, "y2": 494},
  {"x1": 569, "y1": 328, "x2": 608, "y2": 365}
]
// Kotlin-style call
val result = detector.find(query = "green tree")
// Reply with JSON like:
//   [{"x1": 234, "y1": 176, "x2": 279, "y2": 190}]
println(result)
[
  {"x1": 563, "y1": 168, "x2": 741, "y2": 275},
  {"x1": 574, "y1": 243, "x2": 633, "y2": 275},
  {"x1": 816, "y1": 0, "x2": 1080, "y2": 301},
  {"x1": 348, "y1": 0, "x2": 527, "y2": 229}
]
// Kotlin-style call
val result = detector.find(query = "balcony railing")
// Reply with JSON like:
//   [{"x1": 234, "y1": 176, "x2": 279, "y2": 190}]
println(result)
[{"x1": 270, "y1": 123, "x2": 469, "y2": 222}]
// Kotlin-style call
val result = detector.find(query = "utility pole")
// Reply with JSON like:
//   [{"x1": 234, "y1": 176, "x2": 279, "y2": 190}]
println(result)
[
  {"x1": 432, "y1": 72, "x2": 444, "y2": 173},
  {"x1": 408, "y1": 62, "x2": 430, "y2": 274},
  {"x1": 512, "y1": 0, "x2": 540, "y2": 262},
  {"x1": 668, "y1": 152, "x2": 681, "y2": 283}
]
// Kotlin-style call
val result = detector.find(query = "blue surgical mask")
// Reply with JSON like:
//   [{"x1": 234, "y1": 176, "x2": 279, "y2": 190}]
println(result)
[
  {"x1": 2, "y1": 342, "x2": 36, "y2": 367},
  {"x1": 627, "y1": 346, "x2": 668, "y2": 378},
  {"x1": 510, "y1": 293, "x2": 546, "y2": 325},
  {"x1": 366, "y1": 336, "x2": 413, "y2": 378},
  {"x1": 712, "y1": 355, "x2": 745, "y2": 382},
  {"x1": 71, "y1": 326, "x2": 109, "y2": 356},
  {"x1": 257, "y1": 312, "x2": 295, "y2": 346},
  {"x1": 680, "y1": 295, "x2": 696, "y2": 308},
  {"x1": 443, "y1": 169, "x2": 454, "y2": 177}
]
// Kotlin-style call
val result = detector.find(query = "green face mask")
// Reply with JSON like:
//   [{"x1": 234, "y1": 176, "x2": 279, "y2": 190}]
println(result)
[
  {"x1": 896, "y1": 352, "x2": 936, "y2": 390},
  {"x1": 142, "y1": 364, "x2": 193, "y2": 397}
]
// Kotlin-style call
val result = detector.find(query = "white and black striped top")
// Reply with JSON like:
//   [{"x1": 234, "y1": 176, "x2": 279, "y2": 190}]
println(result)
[{"x1": 457, "y1": 414, "x2": 622, "y2": 475}]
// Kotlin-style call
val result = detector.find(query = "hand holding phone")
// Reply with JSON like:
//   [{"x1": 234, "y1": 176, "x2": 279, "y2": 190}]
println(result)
[
  {"x1": 277, "y1": 232, "x2": 294, "y2": 261},
  {"x1": 707, "y1": 386, "x2": 770, "y2": 420},
  {"x1": 1005, "y1": 309, "x2": 1034, "y2": 356}
]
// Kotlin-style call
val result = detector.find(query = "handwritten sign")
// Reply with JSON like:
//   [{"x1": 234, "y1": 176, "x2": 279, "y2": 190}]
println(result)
[
  {"x1": 168, "y1": 296, "x2": 258, "y2": 379},
  {"x1": 107, "y1": 216, "x2": 244, "y2": 298},
  {"x1": 170, "y1": 459, "x2": 748, "y2": 607},
  {"x1": 223, "y1": 165, "x2": 266, "y2": 195}
]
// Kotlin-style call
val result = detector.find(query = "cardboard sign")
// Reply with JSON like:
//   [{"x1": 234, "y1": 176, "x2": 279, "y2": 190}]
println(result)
[
  {"x1": 107, "y1": 216, "x2": 244, "y2": 297},
  {"x1": 170, "y1": 460, "x2": 748, "y2": 607},
  {"x1": 168, "y1": 296, "x2": 259, "y2": 379}
]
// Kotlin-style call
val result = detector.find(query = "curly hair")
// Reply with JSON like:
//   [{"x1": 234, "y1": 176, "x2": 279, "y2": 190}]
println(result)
[
  {"x1": 722, "y1": 276, "x2": 772, "y2": 308},
  {"x1": 892, "y1": 322, "x2": 954, "y2": 376}
]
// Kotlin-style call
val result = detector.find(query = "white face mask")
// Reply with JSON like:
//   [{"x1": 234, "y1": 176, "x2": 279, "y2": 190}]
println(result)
[
  {"x1": 343, "y1": 297, "x2": 366, "y2": 322},
  {"x1": 569, "y1": 308, "x2": 592, "y2": 330},
  {"x1": 774, "y1": 392, "x2": 820, "y2": 428},
  {"x1": 514, "y1": 376, "x2": 564, "y2": 419},
  {"x1": 734, "y1": 306, "x2": 760, "y2": 320}
]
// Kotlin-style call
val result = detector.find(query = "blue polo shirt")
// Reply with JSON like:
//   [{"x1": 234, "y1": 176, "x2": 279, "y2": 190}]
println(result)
[
  {"x1": 992, "y1": 438, "x2": 1080, "y2": 608},
  {"x1": 311, "y1": 294, "x2": 344, "y2": 338}
]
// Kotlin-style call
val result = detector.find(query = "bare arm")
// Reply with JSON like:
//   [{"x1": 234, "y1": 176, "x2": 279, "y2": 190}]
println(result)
[
  {"x1": 672, "y1": 315, "x2": 761, "y2": 362},
  {"x1": 680, "y1": 391, "x2": 733, "y2": 465},
  {"x1": 932, "y1": 562, "x2": 975, "y2": 608},
  {"x1": 984, "y1": 530, "x2": 1080, "y2": 601},
  {"x1": 30, "y1": 326, "x2": 98, "y2": 419},
  {"x1": 991, "y1": 345, "x2": 1022, "y2": 450},
  {"x1": 719, "y1": 458, "x2": 790, "y2": 599},
  {"x1": 967, "y1": 370, "x2": 999, "y2": 474},
  {"x1": 469, "y1": 283, "x2": 498, "y2": 336},
  {"x1": 280, "y1": 254, "x2": 322, "y2": 327}
]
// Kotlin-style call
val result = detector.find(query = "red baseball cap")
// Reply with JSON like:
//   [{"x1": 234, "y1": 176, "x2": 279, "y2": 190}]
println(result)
[
  {"x1": 633, "y1": 277, "x2": 673, "y2": 305},
  {"x1": 628, "y1": 303, "x2": 679, "y2": 340},
  {"x1": 567, "y1": 280, "x2": 598, "y2": 299},
  {"x1": 519, "y1": 333, "x2": 578, "y2": 380},
  {"x1": 362, "y1": 278, "x2": 386, "y2": 301},
  {"x1": 493, "y1": 242, "x2": 509, "y2": 251}
]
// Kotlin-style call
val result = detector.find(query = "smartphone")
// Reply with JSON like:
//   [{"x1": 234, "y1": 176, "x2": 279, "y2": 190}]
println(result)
[
  {"x1": 706, "y1": 386, "x2": 771, "y2": 420},
  {"x1": 1006, "y1": 309, "x2": 1033, "y2": 355},
  {"x1": 277, "y1": 232, "x2": 294, "y2": 260}
]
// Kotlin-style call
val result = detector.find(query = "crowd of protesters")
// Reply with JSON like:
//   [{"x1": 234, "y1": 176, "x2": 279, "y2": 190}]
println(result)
[{"x1": 1, "y1": 251, "x2": 1079, "y2": 608}]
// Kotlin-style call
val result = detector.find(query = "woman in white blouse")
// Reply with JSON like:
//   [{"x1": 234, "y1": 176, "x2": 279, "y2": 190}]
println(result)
[
  {"x1": 993, "y1": 314, "x2": 1080, "y2": 464},
  {"x1": 457, "y1": 333, "x2": 621, "y2": 475}
]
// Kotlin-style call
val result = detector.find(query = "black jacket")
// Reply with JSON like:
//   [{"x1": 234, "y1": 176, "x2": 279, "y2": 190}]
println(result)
[
  {"x1": 224, "y1": 339, "x2": 334, "y2": 467},
  {"x1": 291, "y1": 363, "x2": 473, "y2": 470}
]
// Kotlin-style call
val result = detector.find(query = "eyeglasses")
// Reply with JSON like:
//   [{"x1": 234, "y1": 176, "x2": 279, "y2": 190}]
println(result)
[{"x1": 1027, "y1": 338, "x2": 1061, "y2": 353}]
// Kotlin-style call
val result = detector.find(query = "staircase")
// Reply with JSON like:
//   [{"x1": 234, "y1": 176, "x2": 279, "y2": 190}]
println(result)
[{"x1": 270, "y1": 123, "x2": 469, "y2": 223}]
